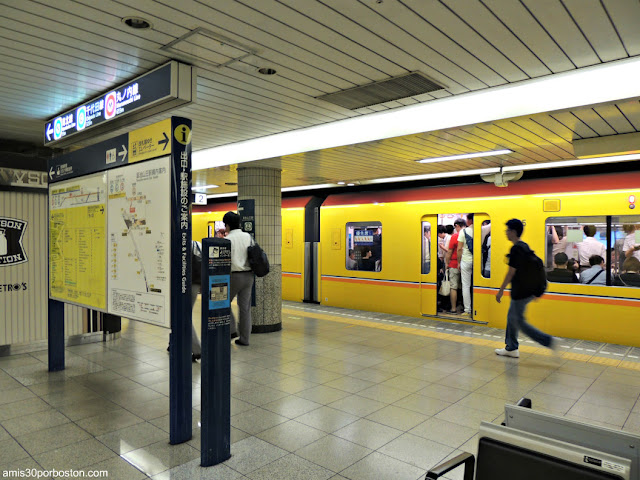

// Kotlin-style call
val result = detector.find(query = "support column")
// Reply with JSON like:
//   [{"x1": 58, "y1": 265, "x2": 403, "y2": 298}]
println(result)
[{"x1": 238, "y1": 167, "x2": 282, "y2": 333}]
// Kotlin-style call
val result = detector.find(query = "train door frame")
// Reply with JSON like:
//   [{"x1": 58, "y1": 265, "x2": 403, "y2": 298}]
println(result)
[
  {"x1": 419, "y1": 215, "x2": 438, "y2": 316},
  {"x1": 422, "y1": 212, "x2": 490, "y2": 324}
]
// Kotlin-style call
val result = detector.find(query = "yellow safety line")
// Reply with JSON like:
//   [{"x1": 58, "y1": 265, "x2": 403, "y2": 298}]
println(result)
[{"x1": 282, "y1": 307, "x2": 640, "y2": 372}]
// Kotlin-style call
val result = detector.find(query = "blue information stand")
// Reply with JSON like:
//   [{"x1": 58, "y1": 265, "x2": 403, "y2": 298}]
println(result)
[
  {"x1": 47, "y1": 116, "x2": 194, "y2": 446},
  {"x1": 200, "y1": 237, "x2": 232, "y2": 466}
]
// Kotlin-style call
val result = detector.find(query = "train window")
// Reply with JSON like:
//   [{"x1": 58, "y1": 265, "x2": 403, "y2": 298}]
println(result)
[
  {"x1": 422, "y1": 222, "x2": 431, "y2": 274},
  {"x1": 545, "y1": 216, "x2": 640, "y2": 287},
  {"x1": 346, "y1": 222, "x2": 382, "y2": 272},
  {"x1": 480, "y1": 218, "x2": 491, "y2": 278},
  {"x1": 611, "y1": 216, "x2": 640, "y2": 288},
  {"x1": 208, "y1": 220, "x2": 225, "y2": 238}
]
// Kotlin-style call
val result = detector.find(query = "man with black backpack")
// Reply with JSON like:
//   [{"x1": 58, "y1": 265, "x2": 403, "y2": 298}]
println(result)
[
  {"x1": 223, "y1": 211, "x2": 254, "y2": 347},
  {"x1": 495, "y1": 219, "x2": 555, "y2": 358}
]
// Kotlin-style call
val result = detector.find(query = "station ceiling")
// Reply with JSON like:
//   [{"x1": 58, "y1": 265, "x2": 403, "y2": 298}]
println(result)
[{"x1": 3, "y1": 0, "x2": 640, "y2": 194}]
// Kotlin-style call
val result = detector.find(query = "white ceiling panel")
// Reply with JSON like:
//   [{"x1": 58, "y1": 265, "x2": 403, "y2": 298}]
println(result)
[{"x1": 1, "y1": 0, "x2": 640, "y2": 195}]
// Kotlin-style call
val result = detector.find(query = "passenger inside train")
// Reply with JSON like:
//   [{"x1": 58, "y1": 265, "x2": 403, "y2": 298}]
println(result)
[{"x1": 545, "y1": 217, "x2": 640, "y2": 287}]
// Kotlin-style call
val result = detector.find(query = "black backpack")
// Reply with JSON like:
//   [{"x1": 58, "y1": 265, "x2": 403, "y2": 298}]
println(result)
[
  {"x1": 463, "y1": 227, "x2": 473, "y2": 253},
  {"x1": 248, "y1": 240, "x2": 270, "y2": 277},
  {"x1": 518, "y1": 244, "x2": 547, "y2": 297},
  {"x1": 192, "y1": 241, "x2": 202, "y2": 284}
]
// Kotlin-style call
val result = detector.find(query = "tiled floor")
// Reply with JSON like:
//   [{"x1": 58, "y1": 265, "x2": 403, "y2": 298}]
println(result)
[{"x1": 1, "y1": 300, "x2": 640, "y2": 479}]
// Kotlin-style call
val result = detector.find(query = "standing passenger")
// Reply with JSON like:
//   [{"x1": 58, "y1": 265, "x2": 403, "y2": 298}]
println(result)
[
  {"x1": 223, "y1": 211, "x2": 254, "y2": 347},
  {"x1": 623, "y1": 225, "x2": 640, "y2": 261},
  {"x1": 457, "y1": 213, "x2": 474, "y2": 318},
  {"x1": 577, "y1": 225, "x2": 605, "y2": 271},
  {"x1": 495, "y1": 219, "x2": 555, "y2": 358},
  {"x1": 444, "y1": 219, "x2": 465, "y2": 314}
]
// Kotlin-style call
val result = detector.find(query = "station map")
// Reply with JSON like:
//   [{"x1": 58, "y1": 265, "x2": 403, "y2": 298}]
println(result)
[
  {"x1": 49, "y1": 173, "x2": 107, "y2": 310},
  {"x1": 107, "y1": 157, "x2": 170, "y2": 326},
  {"x1": 48, "y1": 157, "x2": 171, "y2": 327}
]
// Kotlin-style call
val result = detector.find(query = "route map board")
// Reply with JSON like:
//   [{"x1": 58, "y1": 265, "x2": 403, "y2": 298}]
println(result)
[
  {"x1": 49, "y1": 173, "x2": 107, "y2": 310},
  {"x1": 107, "y1": 157, "x2": 171, "y2": 326}
]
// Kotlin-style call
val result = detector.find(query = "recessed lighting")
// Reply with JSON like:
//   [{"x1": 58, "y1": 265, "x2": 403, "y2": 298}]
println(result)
[
  {"x1": 122, "y1": 17, "x2": 152, "y2": 29},
  {"x1": 347, "y1": 183, "x2": 355, "y2": 186},
  {"x1": 337, "y1": 181, "x2": 346, "y2": 185},
  {"x1": 417, "y1": 149, "x2": 512, "y2": 164},
  {"x1": 258, "y1": 67, "x2": 277, "y2": 75},
  {"x1": 191, "y1": 184, "x2": 218, "y2": 191}
]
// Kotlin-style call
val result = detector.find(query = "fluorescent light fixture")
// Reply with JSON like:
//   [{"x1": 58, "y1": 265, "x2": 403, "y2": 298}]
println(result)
[
  {"x1": 206, "y1": 192, "x2": 237, "y2": 199},
  {"x1": 347, "y1": 183, "x2": 355, "y2": 186},
  {"x1": 502, "y1": 153, "x2": 640, "y2": 172},
  {"x1": 417, "y1": 149, "x2": 511, "y2": 164},
  {"x1": 281, "y1": 183, "x2": 336, "y2": 192},
  {"x1": 192, "y1": 56, "x2": 640, "y2": 171},
  {"x1": 368, "y1": 167, "x2": 501, "y2": 184},
  {"x1": 337, "y1": 181, "x2": 346, "y2": 185},
  {"x1": 192, "y1": 184, "x2": 218, "y2": 191}
]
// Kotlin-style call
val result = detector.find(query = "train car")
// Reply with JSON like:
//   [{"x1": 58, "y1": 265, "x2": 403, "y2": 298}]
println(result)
[
  {"x1": 319, "y1": 171, "x2": 640, "y2": 347},
  {"x1": 192, "y1": 197, "x2": 313, "y2": 302}
]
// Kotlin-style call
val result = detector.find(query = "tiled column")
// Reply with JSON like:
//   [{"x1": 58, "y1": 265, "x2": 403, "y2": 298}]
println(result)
[{"x1": 238, "y1": 167, "x2": 282, "y2": 333}]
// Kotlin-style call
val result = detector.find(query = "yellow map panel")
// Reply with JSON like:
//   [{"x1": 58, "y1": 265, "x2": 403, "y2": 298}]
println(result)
[{"x1": 49, "y1": 174, "x2": 107, "y2": 310}]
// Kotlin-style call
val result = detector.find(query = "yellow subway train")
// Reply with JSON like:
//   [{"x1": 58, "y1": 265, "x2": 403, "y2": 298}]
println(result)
[{"x1": 195, "y1": 171, "x2": 640, "y2": 347}]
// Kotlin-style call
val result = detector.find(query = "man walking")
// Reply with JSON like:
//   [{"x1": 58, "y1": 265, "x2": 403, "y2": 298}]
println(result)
[
  {"x1": 495, "y1": 219, "x2": 554, "y2": 358},
  {"x1": 223, "y1": 211, "x2": 254, "y2": 347}
]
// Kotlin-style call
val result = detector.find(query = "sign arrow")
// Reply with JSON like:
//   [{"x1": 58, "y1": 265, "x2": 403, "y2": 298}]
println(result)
[
  {"x1": 46, "y1": 124, "x2": 53, "y2": 141},
  {"x1": 49, "y1": 167, "x2": 55, "y2": 180},
  {"x1": 118, "y1": 145, "x2": 127, "y2": 162},
  {"x1": 159, "y1": 132, "x2": 169, "y2": 151}
]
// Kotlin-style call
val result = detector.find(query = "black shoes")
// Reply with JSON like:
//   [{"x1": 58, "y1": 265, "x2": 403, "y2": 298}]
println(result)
[
  {"x1": 235, "y1": 339, "x2": 249, "y2": 347},
  {"x1": 192, "y1": 353, "x2": 201, "y2": 362}
]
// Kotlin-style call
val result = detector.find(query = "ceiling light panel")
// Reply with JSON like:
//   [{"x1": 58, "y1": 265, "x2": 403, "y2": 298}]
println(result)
[{"x1": 417, "y1": 149, "x2": 512, "y2": 164}]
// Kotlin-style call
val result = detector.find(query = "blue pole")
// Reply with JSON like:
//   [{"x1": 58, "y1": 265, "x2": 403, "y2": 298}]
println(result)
[
  {"x1": 47, "y1": 299, "x2": 65, "y2": 371},
  {"x1": 169, "y1": 116, "x2": 193, "y2": 445},
  {"x1": 201, "y1": 237, "x2": 232, "y2": 466}
]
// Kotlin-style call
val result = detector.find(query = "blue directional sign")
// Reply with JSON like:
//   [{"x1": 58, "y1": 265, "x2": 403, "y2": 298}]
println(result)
[{"x1": 44, "y1": 62, "x2": 175, "y2": 146}]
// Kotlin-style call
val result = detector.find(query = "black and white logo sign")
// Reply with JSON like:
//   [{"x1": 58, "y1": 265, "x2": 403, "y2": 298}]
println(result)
[{"x1": 0, "y1": 217, "x2": 27, "y2": 266}]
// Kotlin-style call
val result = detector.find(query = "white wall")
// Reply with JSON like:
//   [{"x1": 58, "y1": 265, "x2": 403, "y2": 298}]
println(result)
[{"x1": 0, "y1": 190, "x2": 85, "y2": 345}]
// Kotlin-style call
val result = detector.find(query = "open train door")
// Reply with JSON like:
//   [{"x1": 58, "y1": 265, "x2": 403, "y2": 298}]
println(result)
[{"x1": 419, "y1": 214, "x2": 438, "y2": 316}]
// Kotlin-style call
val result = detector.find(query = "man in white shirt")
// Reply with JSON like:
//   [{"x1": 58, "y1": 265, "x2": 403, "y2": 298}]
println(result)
[
  {"x1": 223, "y1": 211, "x2": 254, "y2": 346},
  {"x1": 457, "y1": 214, "x2": 474, "y2": 317},
  {"x1": 577, "y1": 225, "x2": 606, "y2": 270}
]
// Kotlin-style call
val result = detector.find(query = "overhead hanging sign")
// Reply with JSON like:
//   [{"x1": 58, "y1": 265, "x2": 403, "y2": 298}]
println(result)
[
  {"x1": 43, "y1": 61, "x2": 194, "y2": 147},
  {"x1": 48, "y1": 119, "x2": 171, "y2": 182}
]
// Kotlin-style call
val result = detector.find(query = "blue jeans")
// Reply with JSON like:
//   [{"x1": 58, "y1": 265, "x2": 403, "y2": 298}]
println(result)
[{"x1": 505, "y1": 296, "x2": 552, "y2": 351}]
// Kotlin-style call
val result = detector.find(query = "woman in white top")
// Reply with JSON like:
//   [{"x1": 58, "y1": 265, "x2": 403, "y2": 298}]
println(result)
[{"x1": 623, "y1": 225, "x2": 640, "y2": 262}]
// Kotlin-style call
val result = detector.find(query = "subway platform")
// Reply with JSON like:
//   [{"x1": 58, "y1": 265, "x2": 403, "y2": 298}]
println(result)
[{"x1": 1, "y1": 300, "x2": 639, "y2": 479}]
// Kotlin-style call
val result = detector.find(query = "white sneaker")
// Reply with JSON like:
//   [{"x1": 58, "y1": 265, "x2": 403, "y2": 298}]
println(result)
[{"x1": 495, "y1": 348, "x2": 519, "y2": 358}]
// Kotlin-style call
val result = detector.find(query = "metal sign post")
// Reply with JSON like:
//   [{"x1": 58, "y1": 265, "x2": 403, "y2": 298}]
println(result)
[{"x1": 200, "y1": 237, "x2": 232, "y2": 466}]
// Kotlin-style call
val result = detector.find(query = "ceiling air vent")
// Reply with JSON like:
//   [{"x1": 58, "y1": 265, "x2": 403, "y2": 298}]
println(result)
[{"x1": 317, "y1": 72, "x2": 446, "y2": 110}]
